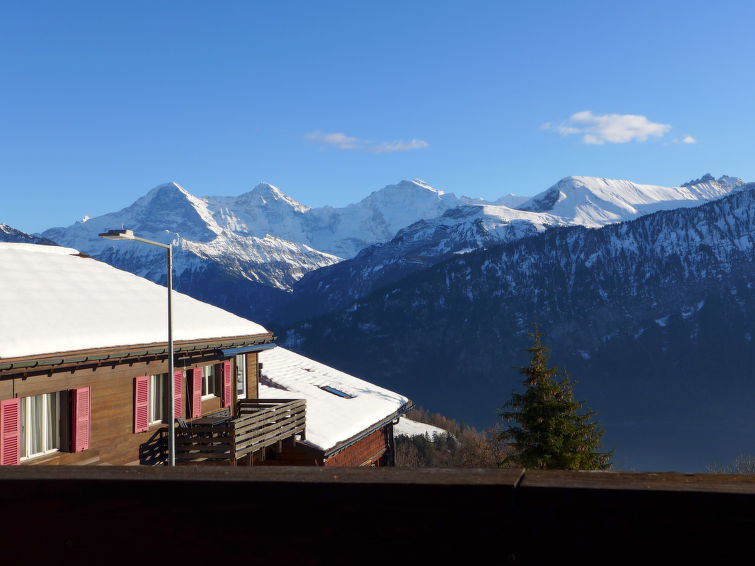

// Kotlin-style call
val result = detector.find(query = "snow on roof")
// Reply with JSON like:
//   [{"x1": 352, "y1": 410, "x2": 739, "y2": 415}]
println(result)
[
  {"x1": 258, "y1": 346, "x2": 410, "y2": 453},
  {"x1": 0, "y1": 243, "x2": 268, "y2": 359},
  {"x1": 394, "y1": 417, "x2": 448, "y2": 440}
]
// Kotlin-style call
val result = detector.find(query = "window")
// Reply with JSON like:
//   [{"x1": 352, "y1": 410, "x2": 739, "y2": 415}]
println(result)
[
  {"x1": 149, "y1": 374, "x2": 166, "y2": 424},
  {"x1": 319, "y1": 385, "x2": 354, "y2": 399},
  {"x1": 20, "y1": 392, "x2": 60, "y2": 460},
  {"x1": 236, "y1": 355, "x2": 247, "y2": 400},
  {"x1": 202, "y1": 365, "x2": 218, "y2": 399}
]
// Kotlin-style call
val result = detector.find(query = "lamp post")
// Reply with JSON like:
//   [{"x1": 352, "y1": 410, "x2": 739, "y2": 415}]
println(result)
[{"x1": 99, "y1": 229, "x2": 176, "y2": 466}]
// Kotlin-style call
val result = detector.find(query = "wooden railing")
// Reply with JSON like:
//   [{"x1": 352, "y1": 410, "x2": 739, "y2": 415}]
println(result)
[
  {"x1": 3, "y1": 467, "x2": 753, "y2": 563},
  {"x1": 175, "y1": 399, "x2": 306, "y2": 465}
]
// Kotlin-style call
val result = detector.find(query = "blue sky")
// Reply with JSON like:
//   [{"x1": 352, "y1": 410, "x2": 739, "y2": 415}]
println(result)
[{"x1": 3, "y1": 1, "x2": 755, "y2": 233}]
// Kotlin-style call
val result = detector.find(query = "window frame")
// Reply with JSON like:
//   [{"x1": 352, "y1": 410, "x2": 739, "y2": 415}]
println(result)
[
  {"x1": 236, "y1": 355, "x2": 247, "y2": 400},
  {"x1": 201, "y1": 364, "x2": 219, "y2": 400},
  {"x1": 148, "y1": 373, "x2": 166, "y2": 425},
  {"x1": 19, "y1": 392, "x2": 61, "y2": 461}
]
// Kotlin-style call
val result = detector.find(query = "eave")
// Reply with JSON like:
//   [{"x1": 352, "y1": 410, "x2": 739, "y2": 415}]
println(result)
[
  {"x1": 321, "y1": 399, "x2": 414, "y2": 461},
  {"x1": 0, "y1": 332, "x2": 275, "y2": 373}
]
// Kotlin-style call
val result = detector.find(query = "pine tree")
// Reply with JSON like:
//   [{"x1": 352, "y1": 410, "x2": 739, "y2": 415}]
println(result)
[{"x1": 498, "y1": 325, "x2": 612, "y2": 470}]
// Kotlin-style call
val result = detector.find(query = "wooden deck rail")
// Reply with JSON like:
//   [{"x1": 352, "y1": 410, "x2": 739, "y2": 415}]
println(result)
[
  {"x1": 175, "y1": 399, "x2": 306, "y2": 464},
  {"x1": 1, "y1": 467, "x2": 753, "y2": 563}
]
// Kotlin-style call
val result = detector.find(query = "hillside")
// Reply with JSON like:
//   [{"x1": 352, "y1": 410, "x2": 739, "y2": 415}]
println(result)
[{"x1": 277, "y1": 186, "x2": 755, "y2": 471}]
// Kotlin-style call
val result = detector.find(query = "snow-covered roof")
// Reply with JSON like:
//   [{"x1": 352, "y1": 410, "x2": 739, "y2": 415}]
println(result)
[
  {"x1": 258, "y1": 346, "x2": 410, "y2": 453},
  {"x1": 0, "y1": 243, "x2": 268, "y2": 359}
]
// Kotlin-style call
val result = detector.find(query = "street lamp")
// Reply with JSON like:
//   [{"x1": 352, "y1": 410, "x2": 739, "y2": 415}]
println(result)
[{"x1": 99, "y1": 229, "x2": 176, "y2": 466}]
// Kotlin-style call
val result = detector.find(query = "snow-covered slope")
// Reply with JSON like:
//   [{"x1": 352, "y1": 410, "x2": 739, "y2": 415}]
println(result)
[
  {"x1": 0, "y1": 223, "x2": 58, "y2": 246},
  {"x1": 282, "y1": 174, "x2": 748, "y2": 321},
  {"x1": 279, "y1": 185, "x2": 755, "y2": 470},
  {"x1": 205, "y1": 178, "x2": 461, "y2": 258},
  {"x1": 518, "y1": 174, "x2": 745, "y2": 226},
  {"x1": 39, "y1": 178, "x2": 466, "y2": 321},
  {"x1": 43, "y1": 182, "x2": 340, "y2": 291},
  {"x1": 38, "y1": 173, "x2": 747, "y2": 325},
  {"x1": 41, "y1": 182, "x2": 341, "y2": 323}
]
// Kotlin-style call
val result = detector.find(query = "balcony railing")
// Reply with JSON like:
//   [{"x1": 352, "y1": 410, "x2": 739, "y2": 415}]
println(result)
[{"x1": 175, "y1": 399, "x2": 306, "y2": 465}]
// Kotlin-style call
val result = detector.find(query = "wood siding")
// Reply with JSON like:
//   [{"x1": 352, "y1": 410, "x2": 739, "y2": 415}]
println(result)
[
  {"x1": 246, "y1": 352, "x2": 259, "y2": 398},
  {"x1": 0, "y1": 349, "x2": 257, "y2": 466},
  {"x1": 256, "y1": 426, "x2": 391, "y2": 467},
  {"x1": 324, "y1": 427, "x2": 390, "y2": 467}
]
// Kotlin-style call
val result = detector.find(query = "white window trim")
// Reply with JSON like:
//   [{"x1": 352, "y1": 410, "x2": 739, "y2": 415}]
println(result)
[
  {"x1": 236, "y1": 355, "x2": 247, "y2": 400},
  {"x1": 148, "y1": 374, "x2": 165, "y2": 425},
  {"x1": 201, "y1": 365, "x2": 218, "y2": 400},
  {"x1": 19, "y1": 392, "x2": 60, "y2": 462}
]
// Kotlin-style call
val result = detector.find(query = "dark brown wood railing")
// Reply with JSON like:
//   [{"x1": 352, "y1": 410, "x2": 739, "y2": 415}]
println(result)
[
  {"x1": 232, "y1": 399, "x2": 306, "y2": 460},
  {"x1": 1, "y1": 467, "x2": 752, "y2": 563},
  {"x1": 175, "y1": 399, "x2": 306, "y2": 464}
]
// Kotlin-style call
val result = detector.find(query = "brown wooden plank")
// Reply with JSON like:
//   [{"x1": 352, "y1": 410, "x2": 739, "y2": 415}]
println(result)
[{"x1": 520, "y1": 470, "x2": 755, "y2": 494}]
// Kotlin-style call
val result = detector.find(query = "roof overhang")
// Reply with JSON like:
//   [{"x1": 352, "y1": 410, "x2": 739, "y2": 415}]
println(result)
[
  {"x1": 320, "y1": 399, "x2": 415, "y2": 460},
  {"x1": 220, "y1": 342, "x2": 277, "y2": 357},
  {"x1": 0, "y1": 333, "x2": 274, "y2": 373}
]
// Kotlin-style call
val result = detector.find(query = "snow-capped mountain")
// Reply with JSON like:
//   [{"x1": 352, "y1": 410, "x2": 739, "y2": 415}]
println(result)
[
  {"x1": 39, "y1": 178, "x2": 469, "y2": 322},
  {"x1": 282, "y1": 174, "x2": 748, "y2": 320},
  {"x1": 278, "y1": 185, "x2": 755, "y2": 471},
  {"x1": 39, "y1": 173, "x2": 747, "y2": 324},
  {"x1": 518, "y1": 174, "x2": 744, "y2": 225},
  {"x1": 42, "y1": 182, "x2": 341, "y2": 322},
  {"x1": 495, "y1": 194, "x2": 530, "y2": 208},
  {"x1": 44, "y1": 182, "x2": 342, "y2": 286},
  {"x1": 281, "y1": 204, "x2": 564, "y2": 320},
  {"x1": 205, "y1": 178, "x2": 461, "y2": 259},
  {"x1": 0, "y1": 223, "x2": 57, "y2": 245}
]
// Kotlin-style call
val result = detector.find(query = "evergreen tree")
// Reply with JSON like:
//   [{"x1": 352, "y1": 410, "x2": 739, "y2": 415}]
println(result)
[{"x1": 498, "y1": 326, "x2": 612, "y2": 470}]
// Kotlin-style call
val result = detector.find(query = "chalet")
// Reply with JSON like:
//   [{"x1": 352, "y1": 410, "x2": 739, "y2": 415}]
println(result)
[
  {"x1": 257, "y1": 346, "x2": 412, "y2": 466},
  {"x1": 0, "y1": 242, "x2": 302, "y2": 466}
]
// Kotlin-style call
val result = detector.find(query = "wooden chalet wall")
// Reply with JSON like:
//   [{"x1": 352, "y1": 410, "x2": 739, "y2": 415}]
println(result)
[
  {"x1": 0, "y1": 348, "x2": 263, "y2": 466},
  {"x1": 324, "y1": 427, "x2": 389, "y2": 467},
  {"x1": 247, "y1": 351, "x2": 260, "y2": 398},
  {"x1": 256, "y1": 425, "x2": 392, "y2": 467}
]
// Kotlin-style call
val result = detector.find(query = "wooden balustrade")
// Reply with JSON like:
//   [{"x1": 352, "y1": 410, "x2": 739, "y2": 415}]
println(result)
[{"x1": 175, "y1": 399, "x2": 306, "y2": 465}]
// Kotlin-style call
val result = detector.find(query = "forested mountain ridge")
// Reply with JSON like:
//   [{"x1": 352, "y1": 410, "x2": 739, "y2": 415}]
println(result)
[
  {"x1": 279, "y1": 174, "x2": 747, "y2": 322},
  {"x1": 277, "y1": 185, "x2": 755, "y2": 471}
]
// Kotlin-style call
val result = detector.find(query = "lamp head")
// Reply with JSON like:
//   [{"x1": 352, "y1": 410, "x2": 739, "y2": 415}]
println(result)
[{"x1": 98, "y1": 229, "x2": 135, "y2": 241}]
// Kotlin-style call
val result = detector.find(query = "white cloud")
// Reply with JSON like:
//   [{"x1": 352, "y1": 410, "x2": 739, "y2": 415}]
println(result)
[
  {"x1": 306, "y1": 131, "x2": 428, "y2": 153},
  {"x1": 671, "y1": 135, "x2": 697, "y2": 144},
  {"x1": 305, "y1": 131, "x2": 360, "y2": 149},
  {"x1": 371, "y1": 139, "x2": 429, "y2": 153},
  {"x1": 544, "y1": 111, "x2": 671, "y2": 144}
]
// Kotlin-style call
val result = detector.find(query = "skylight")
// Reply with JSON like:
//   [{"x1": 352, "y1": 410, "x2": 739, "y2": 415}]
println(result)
[{"x1": 319, "y1": 385, "x2": 354, "y2": 399}]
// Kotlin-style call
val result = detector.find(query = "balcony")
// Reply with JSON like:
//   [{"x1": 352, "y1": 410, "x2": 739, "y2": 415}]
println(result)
[{"x1": 175, "y1": 399, "x2": 306, "y2": 465}]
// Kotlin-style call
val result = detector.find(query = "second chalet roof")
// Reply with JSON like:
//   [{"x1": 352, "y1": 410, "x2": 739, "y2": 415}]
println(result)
[
  {"x1": 258, "y1": 346, "x2": 410, "y2": 453},
  {"x1": 0, "y1": 243, "x2": 269, "y2": 359}
]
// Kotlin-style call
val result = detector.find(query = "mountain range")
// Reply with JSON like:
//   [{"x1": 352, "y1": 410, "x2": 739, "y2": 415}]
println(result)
[
  {"x1": 280, "y1": 174, "x2": 748, "y2": 321},
  {"x1": 6, "y1": 172, "x2": 752, "y2": 470},
  {"x1": 40, "y1": 179, "x2": 482, "y2": 320},
  {"x1": 275, "y1": 183, "x2": 755, "y2": 471}
]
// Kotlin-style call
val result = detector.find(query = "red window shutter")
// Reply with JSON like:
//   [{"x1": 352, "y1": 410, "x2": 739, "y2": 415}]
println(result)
[
  {"x1": 222, "y1": 361, "x2": 232, "y2": 408},
  {"x1": 72, "y1": 387, "x2": 91, "y2": 452},
  {"x1": 174, "y1": 370, "x2": 184, "y2": 419},
  {"x1": 134, "y1": 376, "x2": 149, "y2": 433},
  {"x1": 191, "y1": 368, "x2": 202, "y2": 418},
  {"x1": 0, "y1": 398, "x2": 21, "y2": 466}
]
